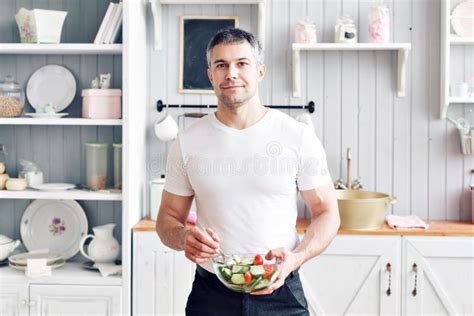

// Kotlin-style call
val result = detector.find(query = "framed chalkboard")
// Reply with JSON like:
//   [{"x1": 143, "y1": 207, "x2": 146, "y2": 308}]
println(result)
[{"x1": 179, "y1": 16, "x2": 239, "y2": 94}]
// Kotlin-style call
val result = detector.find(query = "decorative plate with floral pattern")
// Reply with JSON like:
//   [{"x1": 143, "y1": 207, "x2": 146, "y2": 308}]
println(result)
[{"x1": 20, "y1": 200, "x2": 88, "y2": 260}]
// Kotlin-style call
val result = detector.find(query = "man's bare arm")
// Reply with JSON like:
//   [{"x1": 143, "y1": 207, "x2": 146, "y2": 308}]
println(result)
[
  {"x1": 293, "y1": 182, "x2": 340, "y2": 266},
  {"x1": 156, "y1": 190, "x2": 194, "y2": 251},
  {"x1": 156, "y1": 190, "x2": 220, "y2": 263}
]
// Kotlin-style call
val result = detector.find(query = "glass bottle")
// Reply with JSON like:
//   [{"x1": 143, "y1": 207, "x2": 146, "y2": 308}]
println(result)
[{"x1": 0, "y1": 75, "x2": 25, "y2": 117}]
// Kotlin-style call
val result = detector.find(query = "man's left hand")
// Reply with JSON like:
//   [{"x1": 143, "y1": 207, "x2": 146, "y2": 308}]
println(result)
[{"x1": 250, "y1": 247, "x2": 302, "y2": 296}]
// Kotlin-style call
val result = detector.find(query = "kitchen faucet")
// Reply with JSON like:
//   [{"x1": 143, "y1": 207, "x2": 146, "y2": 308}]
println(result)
[{"x1": 334, "y1": 147, "x2": 363, "y2": 190}]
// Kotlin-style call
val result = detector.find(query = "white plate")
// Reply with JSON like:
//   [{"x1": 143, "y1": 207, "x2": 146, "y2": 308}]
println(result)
[
  {"x1": 452, "y1": 0, "x2": 474, "y2": 38},
  {"x1": 20, "y1": 200, "x2": 88, "y2": 260},
  {"x1": 9, "y1": 252, "x2": 63, "y2": 265},
  {"x1": 30, "y1": 183, "x2": 76, "y2": 191},
  {"x1": 9, "y1": 259, "x2": 65, "y2": 271},
  {"x1": 26, "y1": 65, "x2": 76, "y2": 112},
  {"x1": 25, "y1": 113, "x2": 69, "y2": 119}
]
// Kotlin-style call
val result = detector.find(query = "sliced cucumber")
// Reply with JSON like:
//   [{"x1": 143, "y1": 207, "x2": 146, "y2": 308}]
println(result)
[
  {"x1": 230, "y1": 273, "x2": 245, "y2": 285},
  {"x1": 231, "y1": 265, "x2": 250, "y2": 274},
  {"x1": 253, "y1": 279, "x2": 270, "y2": 290},
  {"x1": 269, "y1": 270, "x2": 280, "y2": 283},
  {"x1": 221, "y1": 267, "x2": 232, "y2": 280},
  {"x1": 250, "y1": 265, "x2": 265, "y2": 276},
  {"x1": 232, "y1": 255, "x2": 242, "y2": 264},
  {"x1": 241, "y1": 257, "x2": 254, "y2": 265}
]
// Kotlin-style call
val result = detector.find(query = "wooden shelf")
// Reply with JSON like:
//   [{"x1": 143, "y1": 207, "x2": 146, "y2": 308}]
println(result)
[
  {"x1": 0, "y1": 189, "x2": 122, "y2": 201},
  {"x1": 292, "y1": 43, "x2": 411, "y2": 98},
  {"x1": 0, "y1": 262, "x2": 122, "y2": 285},
  {"x1": 0, "y1": 118, "x2": 123, "y2": 126},
  {"x1": 0, "y1": 44, "x2": 123, "y2": 55},
  {"x1": 149, "y1": 0, "x2": 266, "y2": 49},
  {"x1": 450, "y1": 35, "x2": 474, "y2": 45},
  {"x1": 449, "y1": 97, "x2": 474, "y2": 104}
]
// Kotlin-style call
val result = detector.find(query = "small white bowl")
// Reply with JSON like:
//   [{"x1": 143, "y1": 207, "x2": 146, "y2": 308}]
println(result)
[{"x1": 6, "y1": 178, "x2": 27, "y2": 191}]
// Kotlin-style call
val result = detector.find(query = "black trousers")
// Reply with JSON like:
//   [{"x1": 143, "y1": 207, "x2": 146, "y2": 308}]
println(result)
[{"x1": 185, "y1": 265, "x2": 309, "y2": 316}]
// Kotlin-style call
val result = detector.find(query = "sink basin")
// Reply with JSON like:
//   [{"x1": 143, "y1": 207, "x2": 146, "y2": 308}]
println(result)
[{"x1": 336, "y1": 190, "x2": 397, "y2": 230}]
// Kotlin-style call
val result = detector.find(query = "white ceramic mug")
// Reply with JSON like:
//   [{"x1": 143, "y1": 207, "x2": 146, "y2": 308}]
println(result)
[{"x1": 154, "y1": 114, "x2": 179, "y2": 141}]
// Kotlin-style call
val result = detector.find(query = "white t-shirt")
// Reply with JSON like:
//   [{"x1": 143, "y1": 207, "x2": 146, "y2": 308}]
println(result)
[{"x1": 164, "y1": 108, "x2": 332, "y2": 272}]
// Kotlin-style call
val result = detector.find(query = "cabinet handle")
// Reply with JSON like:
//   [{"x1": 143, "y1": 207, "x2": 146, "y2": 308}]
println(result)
[
  {"x1": 21, "y1": 299, "x2": 28, "y2": 306},
  {"x1": 412, "y1": 263, "x2": 418, "y2": 296},
  {"x1": 29, "y1": 300, "x2": 37, "y2": 307},
  {"x1": 385, "y1": 262, "x2": 392, "y2": 296}
]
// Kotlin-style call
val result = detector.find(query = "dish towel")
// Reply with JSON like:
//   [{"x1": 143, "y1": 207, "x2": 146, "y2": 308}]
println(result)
[
  {"x1": 94, "y1": 263, "x2": 122, "y2": 277},
  {"x1": 385, "y1": 215, "x2": 429, "y2": 230}
]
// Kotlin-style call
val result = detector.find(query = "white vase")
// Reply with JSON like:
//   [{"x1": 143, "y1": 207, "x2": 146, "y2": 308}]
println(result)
[{"x1": 80, "y1": 223, "x2": 120, "y2": 263}]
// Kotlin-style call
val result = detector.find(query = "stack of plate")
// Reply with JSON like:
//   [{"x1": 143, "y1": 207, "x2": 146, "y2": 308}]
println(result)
[{"x1": 8, "y1": 252, "x2": 65, "y2": 271}]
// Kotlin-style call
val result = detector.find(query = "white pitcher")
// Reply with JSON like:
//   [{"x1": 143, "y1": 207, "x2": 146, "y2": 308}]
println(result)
[{"x1": 80, "y1": 223, "x2": 120, "y2": 263}]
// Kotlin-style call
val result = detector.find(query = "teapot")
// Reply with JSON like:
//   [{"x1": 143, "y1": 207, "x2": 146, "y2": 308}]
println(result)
[
  {"x1": 80, "y1": 223, "x2": 120, "y2": 263},
  {"x1": 0, "y1": 234, "x2": 21, "y2": 261}
]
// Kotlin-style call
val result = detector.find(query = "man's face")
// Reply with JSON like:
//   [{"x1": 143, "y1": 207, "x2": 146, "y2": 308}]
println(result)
[{"x1": 207, "y1": 41, "x2": 265, "y2": 107}]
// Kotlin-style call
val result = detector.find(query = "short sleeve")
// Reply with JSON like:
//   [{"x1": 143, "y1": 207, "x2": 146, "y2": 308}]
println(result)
[
  {"x1": 296, "y1": 126, "x2": 333, "y2": 191},
  {"x1": 163, "y1": 137, "x2": 195, "y2": 196}
]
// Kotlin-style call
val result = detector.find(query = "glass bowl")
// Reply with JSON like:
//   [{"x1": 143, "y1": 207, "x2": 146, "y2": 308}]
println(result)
[{"x1": 212, "y1": 253, "x2": 280, "y2": 293}]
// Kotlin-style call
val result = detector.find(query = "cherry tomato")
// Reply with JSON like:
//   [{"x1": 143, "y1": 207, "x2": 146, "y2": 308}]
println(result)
[
  {"x1": 254, "y1": 254, "x2": 263, "y2": 265},
  {"x1": 263, "y1": 264, "x2": 274, "y2": 279},
  {"x1": 244, "y1": 271, "x2": 252, "y2": 284},
  {"x1": 264, "y1": 264, "x2": 274, "y2": 273}
]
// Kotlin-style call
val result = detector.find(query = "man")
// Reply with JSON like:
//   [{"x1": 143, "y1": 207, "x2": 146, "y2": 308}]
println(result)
[{"x1": 156, "y1": 28, "x2": 340, "y2": 316}]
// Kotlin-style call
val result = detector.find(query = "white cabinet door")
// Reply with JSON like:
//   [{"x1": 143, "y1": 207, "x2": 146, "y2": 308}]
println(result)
[
  {"x1": 403, "y1": 236, "x2": 474, "y2": 316},
  {"x1": 299, "y1": 235, "x2": 401, "y2": 316},
  {"x1": 133, "y1": 232, "x2": 196, "y2": 316},
  {"x1": 29, "y1": 285, "x2": 122, "y2": 316},
  {"x1": 0, "y1": 283, "x2": 28, "y2": 316}
]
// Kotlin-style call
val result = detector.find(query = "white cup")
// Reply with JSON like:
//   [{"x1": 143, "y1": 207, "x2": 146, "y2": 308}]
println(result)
[
  {"x1": 450, "y1": 82, "x2": 469, "y2": 98},
  {"x1": 295, "y1": 113, "x2": 314, "y2": 129},
  {"x1": 154, "y1": 114, "x2": 179, "y2": 141}
]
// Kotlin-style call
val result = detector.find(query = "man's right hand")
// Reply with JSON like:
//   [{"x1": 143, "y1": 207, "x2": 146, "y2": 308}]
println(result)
[{"x1": 183, "y1": 227, "x2": 220, "y2": 264}]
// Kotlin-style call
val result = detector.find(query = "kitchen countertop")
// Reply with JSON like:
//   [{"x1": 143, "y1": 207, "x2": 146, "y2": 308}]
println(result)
[{"x1": 133, "y1": 218, "x2": 474, "y2": 236}]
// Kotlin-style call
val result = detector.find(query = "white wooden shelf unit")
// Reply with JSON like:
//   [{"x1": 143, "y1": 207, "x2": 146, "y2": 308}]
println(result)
[
  {"x1": 0, "y1": 262, "x2": 122, "y2": 286},
  {"x1": 292, "y1": 42, "x2": 412, "y2": 98},
  {"x1": 0, "y1": 118, "x2": 122, "y2": 125},
  {"x1": 0, "y1": 0, "x2": 149, "y2": 313},
  {"x1": 148, "y1": 0, "x2": 266, "y2": 50},
  {"x1": 440, "y1": 0, "x2": 474, "y2": 118},
  {"x1": 0, "y1": 189, "x2": 122, "y2": 201},
  {"x1": 0, "y1": 43, "x2": 123, "y2": 55}
]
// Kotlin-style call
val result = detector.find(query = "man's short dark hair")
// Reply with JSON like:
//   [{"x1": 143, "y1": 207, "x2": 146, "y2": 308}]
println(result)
[{"x1": 206, "y1": 28, "x2": 264, "y2": 67}]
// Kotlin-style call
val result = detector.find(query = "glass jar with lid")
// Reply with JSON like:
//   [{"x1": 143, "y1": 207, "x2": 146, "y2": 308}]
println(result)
[
  {"x1": 0, "y1": 75, "x2": 25, "y2": 117},
  {"x1": 85, "y1": 142, "x2": 108, "y2": 190}
]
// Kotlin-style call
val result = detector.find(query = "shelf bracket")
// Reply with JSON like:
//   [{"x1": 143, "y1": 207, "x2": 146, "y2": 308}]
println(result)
[
  {"x1": 397, "y1": 48, "x2": 409, "y2": 98},
  {"x1": 292, "y1": 48, "x2": 301, "y2": 98},
  {"x1": 149, "y1": 0, "x2": 266, "y2": 51},
  {"x1": 149, "y1": 0, "x2": 163, "y2": 50}
]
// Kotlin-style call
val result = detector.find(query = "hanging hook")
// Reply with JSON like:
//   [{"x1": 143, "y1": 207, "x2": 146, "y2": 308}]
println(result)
[{"x1": 156, "y1": 99, "x2": 164, "y2": 112}]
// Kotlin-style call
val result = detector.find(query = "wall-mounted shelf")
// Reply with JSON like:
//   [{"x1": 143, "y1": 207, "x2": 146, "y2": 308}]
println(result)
[
  {"x1": 0, "y1": 118, "x2": 123, "y2": 126},
  {"x1": 449, "y1": 97, "x2": 474, "y2": 104},
  {"x1": 0, "y1": 189, "x2": 122, "y2": 201},
  {"x1": 0, "y1": 44, "x2": 123, "y2": 55},
  {"x1": 292, "y1": 43, "x2": 412, "y2": 98},
  {"x1": 450, "y1": 35, "x2": 474, "y2": 45},
  {"x1": 148, "y1": 0, "x2": 266, "y2": 50},
  {"x1": 440, "y1": 0, "x2": 474, "y2": 118}
]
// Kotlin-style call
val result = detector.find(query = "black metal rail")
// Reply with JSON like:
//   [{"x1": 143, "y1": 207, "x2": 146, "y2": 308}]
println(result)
[{"x1": 156, "y1": 100, "x2": 315, "y2": 113}]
